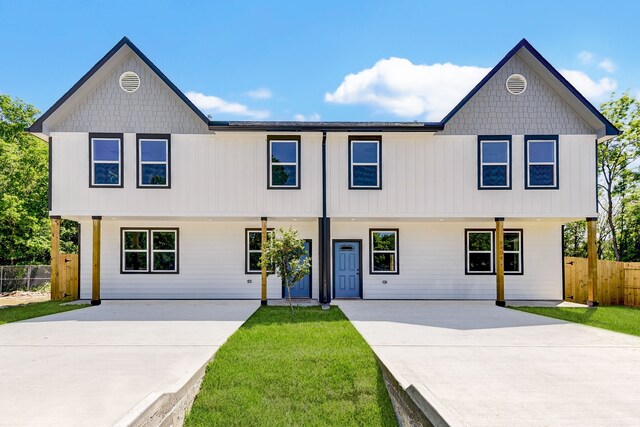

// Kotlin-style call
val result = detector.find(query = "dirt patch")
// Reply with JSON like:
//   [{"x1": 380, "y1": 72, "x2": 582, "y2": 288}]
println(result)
[{"x1": 0, "y1": 291, "x2": 50, "y2": 307}]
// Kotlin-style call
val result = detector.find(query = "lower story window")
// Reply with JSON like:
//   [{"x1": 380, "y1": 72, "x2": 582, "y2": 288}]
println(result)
[
  {"x1": 466, "y1": 230, "x2": 494, "y2": 274},
  {"x1": 246, "y1": 229, "x2": 273, "y2": 274},
  {"x1": 122, "y1": 228, "x2": 178, "y2": 273},
  {"x1": 370, "y1": 229, "x2": 399, "y2": 274},
  {"x1": 465, "y1": 229, "x2": 522, "y2": 274},
  {"x1": 504, "y1": 230, "x2": 522, "y2": 274}
]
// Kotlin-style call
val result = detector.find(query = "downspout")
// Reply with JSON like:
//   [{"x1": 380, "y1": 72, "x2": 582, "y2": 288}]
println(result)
[{"x1": 321, "y1": 131, "x2": 331, "y2": 305}]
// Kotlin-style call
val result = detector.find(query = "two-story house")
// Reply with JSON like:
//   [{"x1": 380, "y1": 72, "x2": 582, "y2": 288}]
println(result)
[{"x1": 28, "y1": 37, "x2": 617, "y2": 306}]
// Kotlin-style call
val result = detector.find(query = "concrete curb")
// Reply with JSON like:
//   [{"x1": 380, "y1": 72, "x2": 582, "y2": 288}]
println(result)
[
  {"x1": 115, "y1": 357, "x2": 209, "y2": 427},
  {"x1": 375, "y1": 354, "x2": 466, "y2": 427}
]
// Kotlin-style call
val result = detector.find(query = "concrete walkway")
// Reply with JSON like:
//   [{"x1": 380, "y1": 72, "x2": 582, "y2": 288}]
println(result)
[
  {"x1": 338, "y1": 300, "x2": 640, "y2": 427},
  {"x1": 0, "y1": 300, "x2": 258, "y2": 426}
]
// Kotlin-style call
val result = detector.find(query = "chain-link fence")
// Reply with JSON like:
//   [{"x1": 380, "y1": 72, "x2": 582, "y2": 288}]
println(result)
[{"x1": 0, "y1": 265, "x2": 51, "y2": 293}]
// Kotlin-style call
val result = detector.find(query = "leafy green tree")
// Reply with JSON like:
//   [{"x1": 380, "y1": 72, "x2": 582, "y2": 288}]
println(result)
[
  {"x1": 261, "y1": 227, "x2": 311, "y2": 312},
  {"x1": 563, "y1": 221, "x2": 587, "y2": 258},
  {"x1": 598, "y1": 93, "x2": 640, "y2": 261},
  {"x1": 0, "y1": 95, "x2": 77, "y2": 265}
]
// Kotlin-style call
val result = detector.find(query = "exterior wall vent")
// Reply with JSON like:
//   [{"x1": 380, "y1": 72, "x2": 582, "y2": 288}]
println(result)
[
  {"x1": 506, "y1": 74, "x2": 527, "y2": 95},
  {"x1": 119, "y1": 71, "x2": 141, "y2": 93}
]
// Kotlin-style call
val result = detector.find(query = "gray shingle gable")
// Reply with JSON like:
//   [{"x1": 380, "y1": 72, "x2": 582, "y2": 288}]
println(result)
[
  {"x1": 51, "y1": 53, "x2": 208, "y2": 134},
  {"x1": 440, "y1": 54, "x2": 596, "y2": 135}
]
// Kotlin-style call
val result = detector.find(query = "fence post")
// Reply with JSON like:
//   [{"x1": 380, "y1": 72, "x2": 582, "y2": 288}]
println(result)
[{"x1": 27, "y1": 265, "x2": 32, "y2": 291}]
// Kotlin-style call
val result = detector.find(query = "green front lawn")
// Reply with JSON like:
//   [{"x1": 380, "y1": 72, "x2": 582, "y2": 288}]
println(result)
[
  {"x1": 0, "y1": 301, "x2": 88, "y2": 325},
  {"x1": 186, "y1": 306, "x2": 397, "y2": 427},
  {"x1": 512, "y1": 306, "x2": 640, "y2": 337}
]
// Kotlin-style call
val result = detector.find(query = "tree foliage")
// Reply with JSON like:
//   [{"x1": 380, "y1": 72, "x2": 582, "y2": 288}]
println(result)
[
  {"x1": 0, "y1": 95, "x2": 77, "y2": 265},
  {"x1": 565, "y1": 93, "x2": 640, "y2": 261},
  {"x1": 261, "y1": 227, "x2": 311, "y2": 312}
]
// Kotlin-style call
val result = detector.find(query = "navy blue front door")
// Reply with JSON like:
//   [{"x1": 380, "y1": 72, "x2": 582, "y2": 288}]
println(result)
[
  {"x1": 284, "y1": 240, "x2": 311, "y2": 298},
  {"x1": 333, "y1": 241, "x2": 361, "y2": 298}
]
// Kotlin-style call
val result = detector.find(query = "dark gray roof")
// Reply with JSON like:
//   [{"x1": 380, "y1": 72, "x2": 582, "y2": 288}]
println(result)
[{"x1": 208, "y1": 121, "x2": 444, "y2": 132}]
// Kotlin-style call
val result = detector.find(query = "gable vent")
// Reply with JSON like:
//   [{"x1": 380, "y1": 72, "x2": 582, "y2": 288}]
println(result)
[
  {"x1": 506, "y1": 74, "x2": 527, "y2": 95},
  {"x1": 119, "y1": 71, "x2": 141, "y2": 93}
]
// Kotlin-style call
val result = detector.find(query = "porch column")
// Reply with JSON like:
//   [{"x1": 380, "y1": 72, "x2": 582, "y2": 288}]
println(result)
[
  {"x1": 50, "y1": 216, "x2": 61, "y2": 301},
  {"x1": 587, "y1": 217, "x2": 599, "y2": 307},
  {"x1": 91, "y1": 216, "x2": 102, "y2": 306},
  {"x1": 495, "y1": 217, "x2": 505, "y2": 307},
  {"x1": 261, "y1": 217, "x2": 268, "y2": 306}
]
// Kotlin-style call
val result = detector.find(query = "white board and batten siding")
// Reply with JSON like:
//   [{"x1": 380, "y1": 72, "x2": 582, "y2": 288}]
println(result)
[
  {"x1": 326, "y1": 133, "x2": 597, "y2": 219},
  {"x1": 51, "y1": 132, "x2": 322, "y2": 218},
  {"x1": 78, "y1": 217, "x2": 561, "y2": 301},
  {"x1": 331, "y1": 219, "x2": 563, "y2": 300},
  {"x1": 78, "y1": 219, "x2": 320, "y2": 300},
  {"x1": 52, "y1": 131, "x2": 595, "y2": 220}
]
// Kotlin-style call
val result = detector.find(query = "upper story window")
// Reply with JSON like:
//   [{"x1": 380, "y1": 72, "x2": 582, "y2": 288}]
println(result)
[
  {"x1": 89, "y1": 133, "x2": 123, "y2": 187},
  {"x1": 465, "y1": 229, "x2": 523, "y2": 275},
  {"x1": 478, "y1": 136, "x2": 511, "y2": 189},
  {"x1": 370, "y1": 229, "x2": 399, "y2": 274},
  {"x1": 121, "y1": 228, "x2": 178, "y2": 273},
  {"x1": 137, "y1": 134, "x2": 170, "y2": 188},
  {"x1": 268, "y1": 136, "x2": 300, "y2": 189},
  {"x1": 349, "y1": 136, "x2": 382, "y2": 189},
  {"x1": 525, "y1": 135, "x2": 558, "y2": 189}
]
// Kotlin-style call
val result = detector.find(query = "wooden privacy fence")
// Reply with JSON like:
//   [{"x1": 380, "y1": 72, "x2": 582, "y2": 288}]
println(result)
[
  {"x1": 51, "y1": 253, "x2": 79, "y2": 301},
  {"x1": 564, "y1": 257, "x2": 640, "y2": 307}
]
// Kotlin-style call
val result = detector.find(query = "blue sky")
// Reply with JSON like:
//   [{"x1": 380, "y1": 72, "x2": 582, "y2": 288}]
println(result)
[{"x1": 1, "y1": 0, "x2": 638, "y2": 122}]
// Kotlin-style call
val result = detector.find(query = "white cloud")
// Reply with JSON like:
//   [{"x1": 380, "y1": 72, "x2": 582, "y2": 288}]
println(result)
[
  {"x1": 186, "y1": 91, "x2": 269, "y2": 119},
  {"x1": 293, "y1": 113, "x2": 321, "y2": 121},
  {"x1": 578, "y1": 51, "x2": 594, "y2": 64},
  {"x1": 559, "y1": 70, "x2": 617, "y2": 99},
  {"x1": 325, "y1": 56, "x2": 619, "y2": 120},
  {"x1": 598, "y1": 58, "x2": 617, "y2": 73},
  {"x1": 325, "y1": 57, "x2": 490, "y2": 121},
  {"x1": 246, "y1": 88, "x2": 273, "y2": 99}
]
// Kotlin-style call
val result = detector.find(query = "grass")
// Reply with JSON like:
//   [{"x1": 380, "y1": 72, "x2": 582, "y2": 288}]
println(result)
[
  {"x1": 512, "y1": 306, "x2": 640, "y2": 337},
  {"x1": 0, "y1": 300, "x2": 88, "y2": 325},
  {"x1": 185, "y1": 306, "x2": 397, "y2": 427}
]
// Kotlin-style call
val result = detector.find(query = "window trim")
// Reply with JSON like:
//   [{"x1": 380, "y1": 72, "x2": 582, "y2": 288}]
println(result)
[
  {"x1": 477, "y1": 135, "x2": 512, "y2": 190},
  {"x1": 120, "y1": 227, "x2": 179, "y2": 274},
  {"x1": 465, "y1": 229, "x2": 495, "y2": 275},
  {"x1": 245, "y1": 228, "x2": 274, "y2": 274},
  {"x1": 267, "y1": 135, "x2": 301, "y2": 190},
  {"x1": 349, "y1": 136, "x2": 382, "y2": 190},
  {"x1": 524, "y1": 135, "x2": 559, "y2": 189},
  {"x1": 121, "y1": 229, "x2": 149, "y2": 273},
  {"x1": 369, "y1": 228, "x2": 399, "y2": 275},
  {"x1": 136, "y1": 134, "x2": 171, "y2": 188},
  {"x1": 504, "y1": 229, "x2": 524, "y2": 275},
  {"x1": 464, "y1": 228, "x2": 524, "y2": 275},
  {"x1": 89, "y1": 133, "x2": 124, "y2": 188}
]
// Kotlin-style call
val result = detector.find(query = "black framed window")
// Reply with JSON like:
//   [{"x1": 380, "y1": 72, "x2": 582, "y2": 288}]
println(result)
[
  {"x1": 268, "y1": 136, "x2": 300, "y2": 189},
  {"x1": 478, "y1": 136, "x2": 511, "y2": 189},
  {"x1": 349, "y1": 136, "x2": 381, "y2": 189},
  {"x1": 245, "y1": 229, "x2": 274, "y2": 274},
  {"x1": 504, "y1": 230, "x2": 522, "y2": 274},
  {"x1": 370, "y1": 229, "x2": 399, "y2": 274},
  {"x1": 466, "y1": 230, "x2": 494, "y2": 274},
  {"x1": 465, "y1": 229, "x2": 523, "y2": 275},
  {"x1": 137, "y1": 134, "x2": 170, "y2": 188},
  {"x1": 121, "y1": 228, "x2": 178, "y2": 273},
  {"x1": 525, "y1": 135, "x2": 558, "y2": 189},
  {"x1": 90, "y1": 133, "x2": 123, "y2": 187}
]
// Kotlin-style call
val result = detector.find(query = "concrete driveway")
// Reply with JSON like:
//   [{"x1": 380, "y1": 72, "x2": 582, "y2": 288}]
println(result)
[
  {"x1": 338, "y1": 300, "x2": 640, "y2": 426},
  {"x1": 0, "y1": 300, "x2": 258, "y2": 426}
]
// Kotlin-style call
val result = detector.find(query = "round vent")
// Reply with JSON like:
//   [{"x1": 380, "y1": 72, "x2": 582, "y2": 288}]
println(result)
[
  {"x1": 506, "y1": 74, "x2": 527, "y2": 95},
  {"x1": 119, "y1": 71, "x2": 140, "y2": 93}
]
